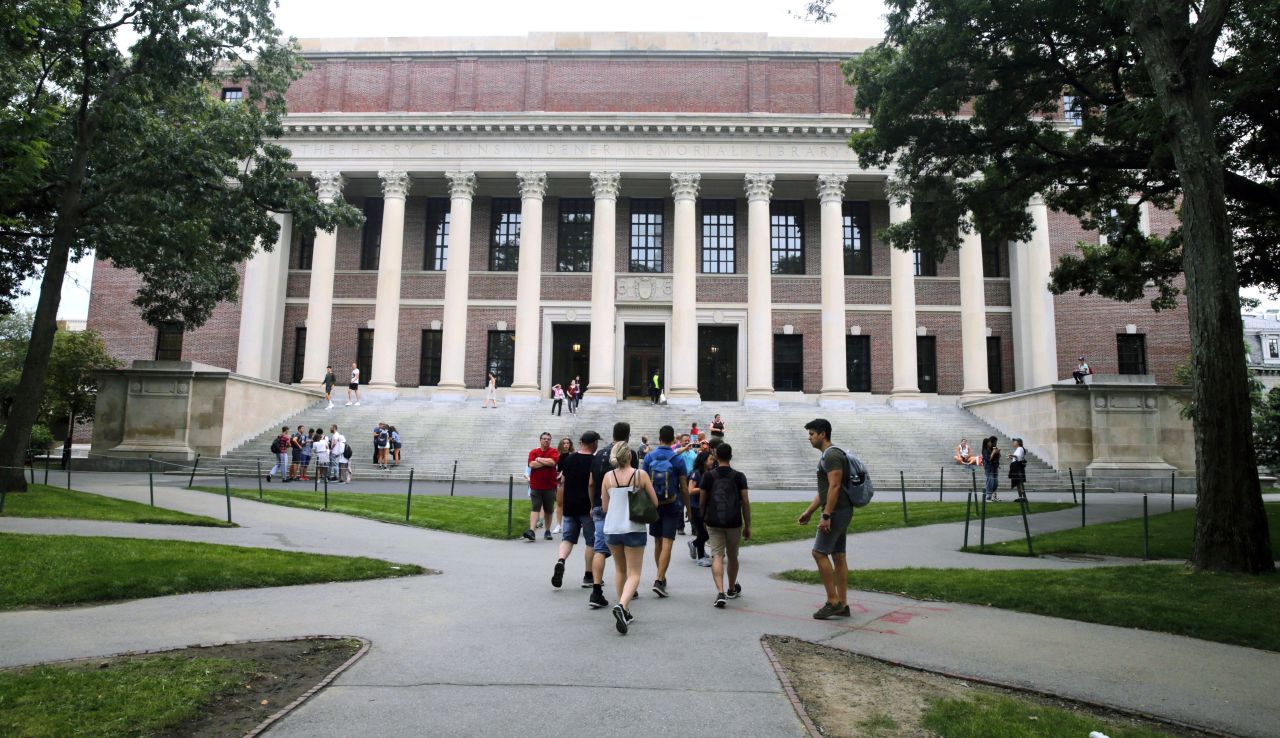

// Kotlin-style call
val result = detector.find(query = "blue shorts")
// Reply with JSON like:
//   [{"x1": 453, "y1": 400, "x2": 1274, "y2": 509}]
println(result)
[
  {"x1": 591, "y1": 508, "x2": 611, "y2": 558},
  {"x1": 607, "y1": 531, "x2": 648, "y2": 548},
  {"x1": 562, "y1": 513, "x2": 594, "y2": 545},
  {"x1": 648, "y1": 502, "x2": 682, "y2": 540}
]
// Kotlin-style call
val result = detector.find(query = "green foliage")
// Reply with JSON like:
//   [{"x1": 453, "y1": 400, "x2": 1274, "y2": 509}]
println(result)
[
  {"x1": 0, "y1": 532, "x2": 424, "y2": 609},
  {"x1": 0, "y1": 312, "x2": 32, "y2": 417},
  {"x1": 26, "y1": 424, "x2": 53, "y2": 450},
  {"x1": 1256, "y1": 388, "x2": 1280, "y2": 470},
  {"x1": 0, "y1": 484, "x2": 234, "y2": 526},
  {"x1": 43, "y1": 329, "x2": 120, "y2": 425},
  {"x1": 922, "y1": 693, "x2": 1175, "y2": 738}
]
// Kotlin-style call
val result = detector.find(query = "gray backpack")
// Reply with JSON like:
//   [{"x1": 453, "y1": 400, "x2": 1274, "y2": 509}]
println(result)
[{"x1": 821, "y1": 447, "x2": 874, "y2": 508}]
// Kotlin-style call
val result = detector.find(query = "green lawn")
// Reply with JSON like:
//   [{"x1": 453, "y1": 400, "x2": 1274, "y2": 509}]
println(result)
[
  {"x1": 976, "y1": 503, "x2": 1280, "y2": 559},
  {"x1": 922, "y1": 692, "x2": 1175, "y2": 738},
  {"x1": 0, "y1": 532, "x2": 424, "y2": 609},
  {"x1": 0, "y1": 655, "x2": 253, "y2": 738},
  {"x1": 0, "y1": 484, "x2": 233, "y2": 527},
  {"x1": 778, "y1": 565, "x2": 1280, "y2": 651},
  {"x1": 195, "y1": 486, "x2": 1073, "y2": 543}
]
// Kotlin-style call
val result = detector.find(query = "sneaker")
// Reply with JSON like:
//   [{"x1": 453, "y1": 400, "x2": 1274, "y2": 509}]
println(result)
[
  {"x1": 727, "y1": 583, "x2": 742, "y2": 599},
  {"x1": 265, "y1": 475, "x2": 272, "y2": 482},
  {"x1": 544, "y1": 532, "x2": 553, "y2": 541},
  {"x1": 326, "y1": 403, "x2": 334, "y2": 409},
  {"x1": 813, "y1": 602, "x2": 840, "y2": 620},
  {"x1": 612, "y1": 604, "x2": 629, "y2": 634},
  {"x1": 696, "y1": 556, "x2": 712, "y2": 567},
  {"x1": 688, "y1": 540, "x2": 697, "y2": 560},
  {"x1": 345, "y1": 401, "x2": 352, "y2": 406},
  {"x1": 282, "y1": 478, "x2": 292, "y2": 483},
  {"x1": 522, "y1": 529, "x2": 535, "y2": 542},
  {"x1": 714, "y1": 592, "x2": 727, "y2": 608},
  {"x1": 588, "y1": 588, "x2": 608, "y2": 609},
  {"x1": 652, "y1": 579, "x2": 668, "y2": 598},
  {"x1": 834, "y1": 603, "x2": 851, "y2": 618},
  {"x1": 624, "y1": 608, "x2": 635, "y2": 624},
  {"x1": 552, "y1": 525, "x2": 562, "y2": 534},
  {"x1": 581, "y1": 572, "x2": 593, "y2": 588},
  {"x1": 552, "y1": 560, "x2": 564, "y2": 588},
  {"x1": 354, "y1": 401, "x2": 360, "y2": 406}
]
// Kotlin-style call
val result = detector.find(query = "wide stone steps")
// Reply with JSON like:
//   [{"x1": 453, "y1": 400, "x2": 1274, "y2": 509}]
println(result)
[{"x1": 200, "y1": 397, "x2": 1071, "y2": 491}]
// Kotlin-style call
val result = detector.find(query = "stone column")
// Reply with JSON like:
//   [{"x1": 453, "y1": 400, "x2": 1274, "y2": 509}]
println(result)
[
  {"x1": 667, "y1": 172, "x2": 702, "y2": 405},
  {"x1": 583, "y1": 172, "x2": 621, "y2": 404},
  {"x1": 1025, "y1": 194, "x2": 1059, "y2": 387},
  {"x1": 300, "y1": 171, "x2": 343, "y2": 386},
  {"x1": 368, "y1": 170, "x2": 411, "y2": 392},
  {"x1": 1008, "y1": 240, "x2": 1031, "y2": 390},
  {"x1": 744, "y1": 173, "x2": 777, "y2": 407},
  {"x1": 958, "y1": 216, "x2": 990, "y2": 399},
  {"x1": 888, "y1": 197, "x2": 925, "y2": 407},
  {"x1": 817, "y1": 174, "x2": 854, "y2": 407},
  {"x1": 237, "y1": 212, "x2": 290, "y2": 381},
  {"x1": 433, "y1": 172, "x2": 477, "y2": 402},
  {"x1": 508, "y1": 171, "x2": 546, "y2": 402}
]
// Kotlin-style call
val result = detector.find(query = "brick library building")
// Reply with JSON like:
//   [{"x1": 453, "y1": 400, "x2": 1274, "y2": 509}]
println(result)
[{"x1": 87, "y1": 33, "x2": 1191, "y2": 406}]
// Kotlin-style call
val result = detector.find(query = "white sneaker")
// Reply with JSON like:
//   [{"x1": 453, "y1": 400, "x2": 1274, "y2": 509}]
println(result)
[
  {"x1": 326, "y1": 403, "x2": 334, "y2": 409},
  {"x1": 345, "y1": 401, "x2": 352, "y2": 406},
  {"x1": 552, "y1": 525, "x2": 562, "y2": 534},
  {"x1": 354, "y1": 401, "x2": 361, "y2": 406}
]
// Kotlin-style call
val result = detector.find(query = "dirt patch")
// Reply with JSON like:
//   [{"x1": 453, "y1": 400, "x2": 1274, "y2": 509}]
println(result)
[{"x1": 762, "y1": 636, "x2": 1217, "y2": 738}]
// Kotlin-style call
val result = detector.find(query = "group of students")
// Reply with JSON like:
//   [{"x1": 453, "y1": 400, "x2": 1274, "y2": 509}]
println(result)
[
  {"x1": 528, "y1": 416, "x2": 862, "y2": 635},
  {"x1": 267, "y1": 424, "x2": 353, "y2": 484},
  {"x1": 955, "y1": 436, "x2": 1027, "y2": 502},
  {"x1": 549, "y1": 377, "x2": 582, "y2": 416}
]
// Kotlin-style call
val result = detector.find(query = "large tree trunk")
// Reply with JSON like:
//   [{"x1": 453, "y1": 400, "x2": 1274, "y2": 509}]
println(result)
[{"x1": 1129, "y1": 1, "x2": 1273, "y2": 573}]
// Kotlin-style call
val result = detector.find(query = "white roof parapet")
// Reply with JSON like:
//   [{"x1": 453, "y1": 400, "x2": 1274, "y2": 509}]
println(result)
[{"x1": 297, "y1": 32, "x2": 880, "y2": 56}]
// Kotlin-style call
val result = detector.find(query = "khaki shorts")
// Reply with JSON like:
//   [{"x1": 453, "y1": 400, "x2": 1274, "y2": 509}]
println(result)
[{"x1": 706, "y1": 526, "x2": 742, "y2": 560}]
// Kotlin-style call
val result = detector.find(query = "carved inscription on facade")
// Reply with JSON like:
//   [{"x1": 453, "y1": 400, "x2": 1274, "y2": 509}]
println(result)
[{"x1": 616, "y1": 276, "x2": 673, "y2": 303}]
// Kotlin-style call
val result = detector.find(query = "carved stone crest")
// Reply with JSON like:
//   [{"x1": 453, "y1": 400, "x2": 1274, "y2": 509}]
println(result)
[{"x1": 616, "y1": 276, "x2": 673, "y2": 303}]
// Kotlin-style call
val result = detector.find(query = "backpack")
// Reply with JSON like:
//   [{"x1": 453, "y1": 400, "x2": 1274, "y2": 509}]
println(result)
[
  {"x1": 821, "y1": 447, "x2": 874, "y2": 508},
  {"x1": 343, "y1": 442, "x2": 353, "y2": 460},
  {"x1": 702, "y1": 467, "x2": 743, "y2": 528},
  {"x1": 645, "y1": 449, "x2": 679, "y2": 504},
  {"x1": 270, "y1": 437, "x2": 281, "y2": 454}
]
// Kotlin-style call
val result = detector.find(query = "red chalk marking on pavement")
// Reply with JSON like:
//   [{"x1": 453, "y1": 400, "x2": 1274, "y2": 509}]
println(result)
[{"x1": 779, "y1": 586, "x2": 950, "y2": 612}]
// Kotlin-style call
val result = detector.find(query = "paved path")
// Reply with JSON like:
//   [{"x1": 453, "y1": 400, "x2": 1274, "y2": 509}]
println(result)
[{"x1": 1, "y1": 474, "x2": 1277, "y2": 737}]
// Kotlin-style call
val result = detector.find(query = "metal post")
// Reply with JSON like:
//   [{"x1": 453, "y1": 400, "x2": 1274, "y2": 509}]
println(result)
[
  {"x1": 257, "y1": 460, "x2": 263, "y2": 500},
  {"x1": 1170, "y1": 471, "x2": 1176, "y2": 512},
  {"x1": 66, "y1": 461, "x2": 71, "y2": 490},
  {"x1": 507, "y1": 474, "x2": 514, "y2": 537},
  {"x1": 1019, "y1": 498, "x2": 1034, "y2": 556},
  {"x1": 899, "y1": 470, "x2": 909, "y2": 523},
  {"x1": 187, "y1": 454, "x2": 200, "y2": 489},
  {"x1": 223, "y1": 468, "x2": 232, "y2": 524},
  {"x1": 0, "y1": 490, "x2": 5, "y2": 514},
  {"x1": 979, "y1": 493, "x2": 987, "y2": 550},
  {"x1": 1081, "y1": 478, "x2": 1087, "y2": 527},
  {"x1": 1143, "y1": 493, "x2": 1150, "y2": 560},
  {"x1": 148, "y1": 456, "x2": 155, "y2": 507},
  {"x1": 313, "y1": 457, "x2": 319, "y2": 492},
  {"x1": 450, "y1": 460, "x2": 458, "y2": 497},
  {"x1": 44, "y1": 451, "x2": 49, "y2": 486},
  {"x1": 28, "y1": 454, "x2": 34, "y2": 485},
  {"x1": 963, "y1": 492, "x2": 972, "y2": 549},
  {"x1": 405, "y1": 468, "x2": 415, "y2": 522},
  {"x1": 323, "y1": 473, "x2": 329, "y2": 511},
  {"x1": 939, "y1": 467, "x2": 944, "y2": 502},
  {"x1": 1069, "y1": 467, "x2": 1077, "y2": 504}
]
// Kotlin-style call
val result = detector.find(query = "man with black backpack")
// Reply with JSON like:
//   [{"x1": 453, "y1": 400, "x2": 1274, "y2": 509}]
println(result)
[
  {"x1": 266, "y1": 426, "x2": 290, "y2": 483},
  {"x1": 640, "y1": 425, "x2": 688, "y2": 598},
  {"x1": 699, "y1": 443, "x2": 750, "y2": 608},
  {"x1": 799, "y1": 418, "x2": 855, "y2": 620}
]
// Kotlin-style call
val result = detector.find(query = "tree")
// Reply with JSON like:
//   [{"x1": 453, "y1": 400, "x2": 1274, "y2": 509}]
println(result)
[
  {"x1": 44, "y1": 329, "x2": 121, "y2": 465},
  {"x1": 0, "y1": 312, "x2": 32, "y2": 419},
  {"x1": 1256, "y1": 388, "x2": 1280, "y2": 472},
  {"x1": 841, "y1": 0, "x2": 1274, "y2": 572},
  {"x1": 0, "y1": 1, "x2": 363, "y2": 493}
]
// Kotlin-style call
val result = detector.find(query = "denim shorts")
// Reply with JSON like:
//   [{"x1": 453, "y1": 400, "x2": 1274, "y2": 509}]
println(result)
[
  {"x1": 591, "y1": 507, "x2": 611, "y2": 558},
  {"x1": 561, "y1": 513, "x2": 595, "y2": 545},
  {"x1": 647, "y1": 502, "x2": 682, "y2": 540},
  {"x1": 812, "y1": 506, "x2": 854, "y2": 555},
  {"x1": 607, "y1": 531, "x2": 648, "y2": 548}
]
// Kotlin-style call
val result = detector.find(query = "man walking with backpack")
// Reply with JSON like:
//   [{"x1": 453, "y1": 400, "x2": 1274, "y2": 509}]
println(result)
[
  {"x1": 699, "y1": 443, "x2": 750, "y2": 608},
  {"x1": 641, "y1": 424, "x2": 688, "y2": 597},
  {"x1": 798, "y1": 418, "x2": 856, "y2": 620},
  {"x1": 267, "y1": 426, "x2": 290, "y2": 482}
]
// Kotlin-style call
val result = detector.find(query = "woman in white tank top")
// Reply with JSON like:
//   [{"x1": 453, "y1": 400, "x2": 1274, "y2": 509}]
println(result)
[{"x1": 601, "y1": 441, "x2": 658, "y2": 634}]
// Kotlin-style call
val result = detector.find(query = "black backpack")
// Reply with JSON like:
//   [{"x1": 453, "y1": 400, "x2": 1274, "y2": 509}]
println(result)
[
  {"x1": 702, "y1": 467, "x2": 743, "y2": 528},
  {"x1": 270, "y1": 437, "x2": 281, "y2": 454},
  {"x1": 343, "y1": 442, "x2": 353, "y2": 459}
]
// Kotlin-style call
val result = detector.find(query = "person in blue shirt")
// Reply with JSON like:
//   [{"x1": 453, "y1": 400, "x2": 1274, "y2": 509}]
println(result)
[{"x1": 641, "y1": 425, "x2": 689, "y2": 597}]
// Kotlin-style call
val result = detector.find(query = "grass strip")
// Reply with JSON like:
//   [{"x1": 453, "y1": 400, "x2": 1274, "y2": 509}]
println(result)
[
  {"x1": 922, "y1": 692, "x2": 1175, "y2": 738},
  {"x1": 975, "y1": 503, "x2": 1280, "y2": 559},
  {"x1": 0, "y1": 532, "x2": 424, "y2": 610},
  {"x1": 0, "y1": 484, "x2": 233, "y2": 527},
  {"x1": 195, "y1": 486, "x2": 1071, "y2": 543},
  {"x1": 0, "y1": 656, "x2": 252, "y2": 738},
  {"x1": 777, "y1": 564, "x2": 1280, "y2": 651}
]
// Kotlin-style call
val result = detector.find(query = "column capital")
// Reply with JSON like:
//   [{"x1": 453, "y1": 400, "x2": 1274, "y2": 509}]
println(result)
[
  {"x1": 816, "y1": 173, "x2": 848, "y2": 204},
  {"x1": 670, "y1": 172, "x2": 701, "y2": 201},
  {"x1": 589, "y1": 171, "x2": 621, "y2": 200},
  {"x1": 744, "y1": 173, "x2": 775, "y2": 202},
  {"x1": 445, "y1": 171, "x2": 477, "y2": 200},
  {"x1": 313, "y1": 171, "x2": 344, "y2": 202},
  {"x1": 517, "y1": 171, "x2": 548, "y2": 200},
  {"x1": 378, "y1": 170, "x2": 411, "y2": 200}
]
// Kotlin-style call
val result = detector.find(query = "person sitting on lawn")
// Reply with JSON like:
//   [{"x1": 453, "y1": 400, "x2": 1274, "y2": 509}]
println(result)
[{"x1": 954, "y1": 438, "x2": 979, "y2": 466}]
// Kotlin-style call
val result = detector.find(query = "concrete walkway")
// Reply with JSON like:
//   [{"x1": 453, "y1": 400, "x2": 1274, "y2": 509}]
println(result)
[{"x1": 1, "y1": 474, "x2": 1276, "y2": 737}]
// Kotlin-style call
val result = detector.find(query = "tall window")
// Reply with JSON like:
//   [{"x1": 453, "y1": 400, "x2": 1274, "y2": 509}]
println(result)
[
  {"x1": 424, "y1": 198, "x2": 450, "y2": 271},
  {"x1": 770, "y1": 201, "x2": 805, "y2": 275},
  {"x1": 419, "y1": 329, "x2": 443, "y2": 385},
  {"x1": 913, "y1": 248, "x2": 938, "y2": 277},
  {"x1": 356, "y1": 329, "x2": 374, "y2": 383},
  {"x1": 987, "y1": 336, "x2": 1003, "y2": 393},
  {"x1": 221, "y1": 87, "x2": 243, "y2": 103},
  {"x1": 1062, "y1": 94, "x2": 1083, "y2": 126},
  {"x1": 981, "y1": 235, "x2": 1003, "y2": 277},
  {"x1": 296, "y1": 233, "x2": 314, "y2": 270},
  {"x1": 701, "y1": 200, "x2": 736, "y2": 273},
  {"x1": 1117, "y1": 334, "x2": 1148, "y2": 375},
  {"x1": 846, "y1": 335, "x2": 871, "y2": 392},
  {"x1": 360, "y1": 198, "x2": 384, "y2": 271},
  {"x1": 774, "y1": 335, "x2": 804, "y2": 391},
  {"x1": 557, "y1": 198, "x2": 593, "y2": 272},
  {"x1": 292, "y1": 328, "x2": 306, "y2": 383},
  {"x1": 155, "y1": 321, "x2": 184, "y2": 361},
  {"x1": 629, "y1": 199, "x2": 664, "y2": 272},
  {"x1": 486, "y1": 330, "x2": 515, "y2": 386},
  {"x1": 842, "y1": 201, "x2": 872, "y2": 276},
  {"x1": 489, "y1": 198, "x2": 521, "y2": 271}
]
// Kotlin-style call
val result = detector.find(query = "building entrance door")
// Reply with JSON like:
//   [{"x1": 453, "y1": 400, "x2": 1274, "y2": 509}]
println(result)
[
  {"x1": 624, "y1": 324, "x2": 665, "y2": 399},
  {"x1": 551, "y1": 324, "x2": 590, "y2": 392},
  {"x1": 698, "y1": 326, "x2": 738, "y2": 401}
]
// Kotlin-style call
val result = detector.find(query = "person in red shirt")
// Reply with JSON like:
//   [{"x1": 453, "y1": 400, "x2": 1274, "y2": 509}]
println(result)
[{"x1": 524, "y1": 432, "x2": 560, "y2": 541}]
